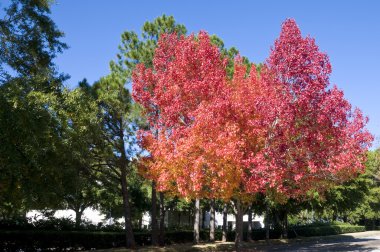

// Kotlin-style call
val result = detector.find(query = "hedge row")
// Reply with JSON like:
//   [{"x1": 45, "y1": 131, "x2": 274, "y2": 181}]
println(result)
[
  {"x1": 0, "y1": 224, "x2": 365, "y2": 251},
  {"x1": 0, "y1": 217, "x2": 125, "y2": 232},
  {"x1": 0, "y1": 230, "x2": 200, "y2": 251},
  {"x1": 202, "y1": 224, "x2": 365, "y2": 240},
  {"x1": 0, "y1": 230, "x2": 126, "y2": 251},
  {"x1": 290, "y1": 224, "x2": 365, "y2": 238}
]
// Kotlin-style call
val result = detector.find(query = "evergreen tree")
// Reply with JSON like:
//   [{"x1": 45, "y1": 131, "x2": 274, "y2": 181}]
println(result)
[{"x1": 0, "y1": 0, "x2": 68, "y2": 217}]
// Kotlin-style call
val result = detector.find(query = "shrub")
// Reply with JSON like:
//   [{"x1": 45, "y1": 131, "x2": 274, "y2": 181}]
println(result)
[
  {"x1": 0, "y1": 230, "x2": 132, "y2": 251},
  {"x1": 289, "y1": 224, "x2": 365, "y2": 238},
  {"x1": 0, "y1": 218, "x2": 33, "y2": 231}
]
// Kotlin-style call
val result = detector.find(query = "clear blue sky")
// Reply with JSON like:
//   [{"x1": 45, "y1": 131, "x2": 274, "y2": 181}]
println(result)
[{"x1": 2, "y1": 1, "x2": 380, "y2": 147}]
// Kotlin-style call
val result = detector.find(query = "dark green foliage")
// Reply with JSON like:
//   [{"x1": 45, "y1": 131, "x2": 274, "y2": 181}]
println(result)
[
  {"x1": 0, "y1": 83, "x2": 67, "y2": 216},
  {"x1": 113, "y1": 14, "x2": 187, "y2": 83},
  {"x1": 0, "y1": 0, "x2": 67, "y2": 72},
  {"x1": 0, "y1": 216, "x2": 122, "y2": 232},
  {"x1": 0, "y1": 0, "x2": 68, "y2": 88},
  {"x1": 290, "y1": 224, "x2": 365, "y2": 237},
  {"x1": 0, "y1": 230, "x2": 218, "y2": 251},
  {"x1": 0, "y1": 0, "x2": 69, "y2": 217},
  {"x1": 0, "y1": 230, "x2": 126, "y2": 251},
  {"x1": 0, "y1": 217, "x2": 33, "y2": 231},
  {"x1": 299, "y1": 150, "x2": 380, "y2": 225},
  {"x1": 209, "y1": 34, "x2": 253, "y2": 79},
  {"x1": 246, "y1": 224, "x2": 365, "y2": 240}
]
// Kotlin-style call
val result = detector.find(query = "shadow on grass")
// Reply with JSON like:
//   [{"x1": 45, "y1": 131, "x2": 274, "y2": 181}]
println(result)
[
  {"x1": 89, "y1": 230, "x2": 380, "y2": 252},
  {"x1": 99, "y1": 235, "x2": 380, "y2": 252},
  {"x1": 249, "y1": 235, "x2": 380, "y2": 252}
]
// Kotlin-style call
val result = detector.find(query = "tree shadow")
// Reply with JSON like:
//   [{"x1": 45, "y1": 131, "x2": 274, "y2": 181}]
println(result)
[{"x1": 252, "y1": 236, "x2": 380, "y2": 252}]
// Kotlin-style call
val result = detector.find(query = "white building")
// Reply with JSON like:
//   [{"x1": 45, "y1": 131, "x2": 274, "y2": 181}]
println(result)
[
  {"x1": 141, "y1": 210, "x2": 264, "y2": 230},
  {"x1": 27, "y1": 208, "x2": 264, "y2": 230}
]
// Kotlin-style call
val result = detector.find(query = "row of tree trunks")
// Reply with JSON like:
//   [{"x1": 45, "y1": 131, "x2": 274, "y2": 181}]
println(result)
[
  {"x1": 151, "y1": 196, "x2": 290, "y2": 247},
  {"x1": 193, "y1": 199, "x2": 217, "y2": 244}
]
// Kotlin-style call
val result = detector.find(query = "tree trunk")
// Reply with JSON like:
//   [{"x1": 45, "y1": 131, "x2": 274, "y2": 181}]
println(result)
[
  {"x1": 118, "y1": 119, "x2": 135, "y2": 248},
  {"x1": 265, "y1": 202, "x2": 270, "y2": 241},
  {"x1": 158, "y1": 192, "x2": 165, "y2": 246},
  {"x1": 235, "y1": 200, "x2": 244, "y2": 250},
  {"x1": 332, "y1": 208, "x2": 338, "y2": 221},
  {"x1": 202, "y1": 208, "x2": 206, "y2": 229},
  {"x1": 194, "y1": 198, "x2": 200, "y2": 244},
  {"x1": 282, "y1": 210, "x2": 288, "y2": 239},
  {"x1": 275, "y1": 211, "x2": 281, "y2": 237},
  {"x1": 138, "y1": 214, "x2": 143, "y2": 229},
  {"x1": 120, "y1": 166, "x2": 136, "y2": 248},
  {"x1": 74, "y1": 208, "x2": 83, "y2": 229},
  {"x1": 210, "y1": 199, "x2": 215, "y2": 242},
  {"x1": 222, "y1": 203, "x2": 227, "y2": 242},
  {"x1": 247, "y1": 205, "x2": 253, "y2": 242},
  {"x1": 151, "y1": 181, "x2": 159, "y2": 246}
]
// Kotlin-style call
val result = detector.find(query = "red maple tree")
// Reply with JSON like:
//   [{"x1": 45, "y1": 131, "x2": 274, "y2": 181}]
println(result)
[
  {"x1": 132, "y1": 31, "x2": 228, "y2": 195},
  {"x1": 260, "y1": 19, "x2": 373, "y2": 199}
]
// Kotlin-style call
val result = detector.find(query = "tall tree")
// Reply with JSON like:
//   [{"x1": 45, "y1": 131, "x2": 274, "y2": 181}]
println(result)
[
  {"x1": 128, "y1": 16, "x2": 250, "y2": 244},
  {"x1": 88, "y1": 73, "x2": 138, "y2": 248},
  {"x1": 0, "y1": 0, "x2": 68, "y2": 217},
  {"x1": 256, "y1": 19, "x2": 373, "y2": 236},
  {"x1": 115, "y1": 15, "x2": 187, "y2": 246}
]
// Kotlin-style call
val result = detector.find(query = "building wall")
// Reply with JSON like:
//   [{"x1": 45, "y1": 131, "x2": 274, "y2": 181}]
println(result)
[{"x1": 28, "y1": 209, "x2": 265, "y2": 230}]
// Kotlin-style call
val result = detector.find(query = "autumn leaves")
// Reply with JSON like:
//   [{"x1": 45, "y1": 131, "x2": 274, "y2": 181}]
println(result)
[{"x1": 132, "y1": 19, "x2": 372, "y2": 203}]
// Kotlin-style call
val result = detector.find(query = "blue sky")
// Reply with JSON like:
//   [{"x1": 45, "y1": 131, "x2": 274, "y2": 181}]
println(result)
[{"x1": 2, "y1": 1, "x2": 380, "y2": 147}]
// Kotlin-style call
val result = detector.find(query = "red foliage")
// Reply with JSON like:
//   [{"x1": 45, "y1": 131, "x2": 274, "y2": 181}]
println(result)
[
  {"x1": 260, "y1": 19, "x2": 373, "y2": 198},
  {"x1": 132, "y1": 20, "x2": 373, "y2": 201},
  {"x1": 132, "y1": 31, "x2": 230, "y2": 197}
]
